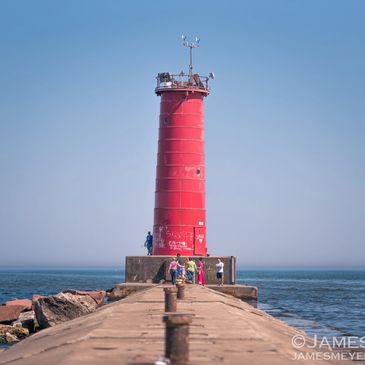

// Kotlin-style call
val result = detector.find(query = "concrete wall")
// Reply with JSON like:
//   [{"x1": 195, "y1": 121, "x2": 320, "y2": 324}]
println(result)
[
  {"x1": 125, "y1": 256, "x2": 236, "y2": 285},
  {"x1": 207, "y1": 285, "x2": 258, "y2": 300}
]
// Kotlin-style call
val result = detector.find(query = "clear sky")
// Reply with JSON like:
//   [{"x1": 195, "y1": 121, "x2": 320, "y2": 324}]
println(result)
[{"x1": 0, "y1": 0, "x2": 364, "y2": 267}]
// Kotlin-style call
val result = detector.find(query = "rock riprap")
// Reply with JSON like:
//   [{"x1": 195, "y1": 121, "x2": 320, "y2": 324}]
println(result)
[
  {"x1": 0, "y1": 324, "x2": 29, "y2": 344},
  {"x1": 63, "y1": 290, "x2": 106, "y2": 307},
  {"x1": 5, "y1": 299, "x2": 32, "y2": 312},
  {"x1": 0, "y1": 306, "x2": 25, "y2": 325},
  {"x1": 34, "y1": 292, "x2": 98, "y2": 329},
  {"x1": 13, "y1": 311, "x2": 37, "y2": 333}
]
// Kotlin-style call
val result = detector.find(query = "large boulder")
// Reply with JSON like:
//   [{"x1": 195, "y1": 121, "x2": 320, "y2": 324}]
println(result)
[
  {"x1": 5, "y1": 299, "x2": 32, "y2": 312},
  {"x1": 31, "y1": 295, "x2": 45, "y2": 310},
  {"x1": 13, "y1": 311, "x2": 38, "y2": 333},
  {"x1": 34, "y1": 292, "x2": 97, "y2": 329},
  {"x1": 0, "y1": 305, "x2": 24, "y2": 324},
  {"x1": 63, "y1": 290, "x2": 106, "y2": 307},
  {"x1": 0, "y1": 324, "x2": 29, "y2": 344}
]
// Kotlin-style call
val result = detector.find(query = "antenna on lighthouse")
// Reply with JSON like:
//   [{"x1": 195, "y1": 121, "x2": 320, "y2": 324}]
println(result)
[{"x1": 182, "y1": 35, "x2": 200, "y2": 82}]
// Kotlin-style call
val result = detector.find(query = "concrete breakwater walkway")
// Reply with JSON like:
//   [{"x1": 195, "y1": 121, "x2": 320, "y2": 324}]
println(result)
[{"x1": 0, "y1": 285, "x2": 347, "y2": 364}]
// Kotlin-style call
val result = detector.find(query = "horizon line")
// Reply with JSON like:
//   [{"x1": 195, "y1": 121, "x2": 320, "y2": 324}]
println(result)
[{"x1": 0, "y1": 265, "x2": 364, "y2": 271}]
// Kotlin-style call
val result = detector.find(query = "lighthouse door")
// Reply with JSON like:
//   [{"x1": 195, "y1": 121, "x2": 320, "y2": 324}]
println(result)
[{"x1": 193, "y1": 227, "x2": 205, "y2": 255}]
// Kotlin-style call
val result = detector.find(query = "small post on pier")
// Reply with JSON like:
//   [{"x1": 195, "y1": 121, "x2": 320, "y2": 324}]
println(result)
[
  {"x1": 176, "y1": 284, "x2": 185, "y2": 300},
  {"x1": 164, "y1": 287, "x2": 177, "y2": 312},
  {"x1": 163, "y1": 314, "x2": 192, "y2": 363}
]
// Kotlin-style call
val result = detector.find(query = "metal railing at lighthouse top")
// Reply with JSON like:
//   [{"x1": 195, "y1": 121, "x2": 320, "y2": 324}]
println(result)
[
  {"x1": 155, "y1": 72, "x2": 211, "y2": 93},
  {"x1": 155, "y1": 37, "x2": 214, "y2": 95}
]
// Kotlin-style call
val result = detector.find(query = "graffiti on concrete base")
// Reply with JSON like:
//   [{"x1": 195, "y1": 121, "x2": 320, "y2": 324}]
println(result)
[{"x1": 157, "y1": 225, "x2": 167, "y2": 248}]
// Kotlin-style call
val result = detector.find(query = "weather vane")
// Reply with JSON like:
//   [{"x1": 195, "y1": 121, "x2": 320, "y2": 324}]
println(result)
[{"x1": 182, "y1": 35, "x2": 200, "y2": 81}]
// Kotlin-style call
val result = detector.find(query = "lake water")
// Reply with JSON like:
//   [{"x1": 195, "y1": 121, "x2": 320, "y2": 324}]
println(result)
[
  {"x1": 237, "y1": 269, "x2": 365, "y2": 338},
  {"x1": 0, "y1": 267, "x2": 364, "y2": 340}
]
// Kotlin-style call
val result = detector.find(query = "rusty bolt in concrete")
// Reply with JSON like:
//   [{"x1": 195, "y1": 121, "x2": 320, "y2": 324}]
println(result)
[
  {"x1": 163, "y1": 313, "x2": 192, "y2": 363},
  {"x1": 176, "y1": 284, "x2": 185, "y2": 300},
  {"x1": 164, "y1": 287, "x2": 177, "y2": 312}
]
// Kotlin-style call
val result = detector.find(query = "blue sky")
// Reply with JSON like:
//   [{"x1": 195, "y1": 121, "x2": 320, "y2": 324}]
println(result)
[{"x1": 0, "y1": 0, "x2": 364, "y2": 267}]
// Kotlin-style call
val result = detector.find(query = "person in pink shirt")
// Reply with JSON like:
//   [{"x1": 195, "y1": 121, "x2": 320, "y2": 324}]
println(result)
[{"x1": 168, "y1": 257, "x2": 178, "y2": 285}]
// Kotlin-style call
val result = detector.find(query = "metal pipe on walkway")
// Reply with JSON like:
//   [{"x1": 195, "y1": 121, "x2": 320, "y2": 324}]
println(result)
[
  {"x1": 176, "y1": 284, "x2": 185, "y2": 300},
  {"x1": 163, "y1": 314, "x2": 192, "y2": 363},
  {"x1": 164, "y1": 287, "x2": 177, "y2": 312}
]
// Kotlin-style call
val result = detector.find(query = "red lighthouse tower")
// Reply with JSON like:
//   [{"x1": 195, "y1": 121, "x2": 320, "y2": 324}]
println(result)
[
  {"x1": 124, "y1": 39, "x2": 238, "y2": 285},
  {"x1": 153, "y1": 37, "x2": 213, "y2": 256}
]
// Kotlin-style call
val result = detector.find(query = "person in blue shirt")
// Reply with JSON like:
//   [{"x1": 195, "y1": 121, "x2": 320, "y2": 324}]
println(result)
[{"x1": 144, "y1": 231, "x2": 153, "y2": 255}]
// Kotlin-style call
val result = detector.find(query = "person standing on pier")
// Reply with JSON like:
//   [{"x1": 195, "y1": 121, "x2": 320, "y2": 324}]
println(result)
[
  {"x1": 216, "y1": 259, "x2": 224, "y2": 286},
  {"x1": 176, "y1": 253, "x2": 185, "y2": 280},
  {"x1": 144, "y1": 231, "x2": 153, "y2": 255},
  {"x1": 168, "y1": 257, "x2": 178, "y2": 285},
  {"x1": 186, "y1": 258, "x2": 197, "y2": 284},
  {"x1": 197, "y1": 257, "x2": 205, "y2": 285}
]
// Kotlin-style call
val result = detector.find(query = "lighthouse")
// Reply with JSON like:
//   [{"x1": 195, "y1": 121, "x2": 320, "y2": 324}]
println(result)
[
  {"x1": 124, "y1": 39, "x2": 236, "y2": 285},
  {"x1": 152, "y1": 37, "x2": 214, "y2": 256}
]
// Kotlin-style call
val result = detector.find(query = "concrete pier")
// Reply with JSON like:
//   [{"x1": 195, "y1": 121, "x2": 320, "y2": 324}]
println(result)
[
  {"x1": 109, "y1": 282, "x2": 258, "y2": 301},
  {"x1": 0, "y1": 285, "x2": 347, "y2": 364}
]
